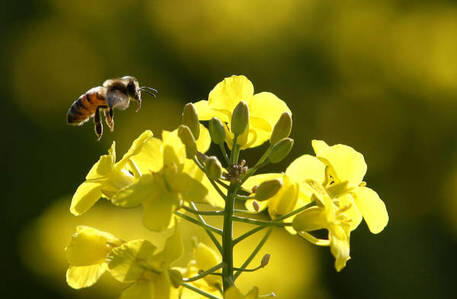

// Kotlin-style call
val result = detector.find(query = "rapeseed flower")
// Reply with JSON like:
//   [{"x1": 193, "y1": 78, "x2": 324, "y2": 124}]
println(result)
[
  {"x1": 194, "y1": 75, "x2": 291, "y2": 148},
  {"x1": 65, "y1": 226, "x2": 123, "y2": 289},
  {"x1": 112, "y1": 130, "x2": 209, "y2": 231},
  {"x1": 70, "y1": 130, "x2": 160, "y2": 216},
  {"x1": 312, "y1": 140, "x2": 389, "y2": 234},
  {"x1": 107, "y1": 226, "x2": 183, "y2": 299}
]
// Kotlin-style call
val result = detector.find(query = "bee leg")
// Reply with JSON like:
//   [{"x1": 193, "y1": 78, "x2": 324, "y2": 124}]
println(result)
[
  {"x1": 94, "y1": 106, "x2": 103, "y2": 140},
  {"x1": 134, "y1": 97, "x2": 142, "y2": 112},
  {"x1": 104, "y1": 108, "x2": 114, "y2": 131}
]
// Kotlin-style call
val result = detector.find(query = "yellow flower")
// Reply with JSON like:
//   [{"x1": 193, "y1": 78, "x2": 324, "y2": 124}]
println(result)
[
  {"x1": 70, "y1": 130, "x2": 161, "y2": 216},
  {"x1": 244, "y1": 155, "x2": 326, "y2": 222},
  {"x1": 194, "y1": 75, "x2": 291, "y2": 149},
  {"x1": 112, "y1": 130, "x2": 209, "y2": 231},
  {"x1": 312, "y1": 140, "x2": 389, "y2": 234},
  {"x1": 179, "y1": 243, "x2": 222, "y2": 299},
  {"x1": 107, "y1": 226, "x2": 183, "y2": 299},
  {"x1": 65, "y1": 226, "x2": 122, "y2": 289},
  {"x1": 292, "y1": 179, "x2": 352, "y2": 271}
]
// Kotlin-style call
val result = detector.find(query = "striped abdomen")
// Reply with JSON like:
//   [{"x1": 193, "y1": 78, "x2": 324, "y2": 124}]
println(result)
[{"x1": 67, "y1": 87, "x2": 107, "y2": 125}]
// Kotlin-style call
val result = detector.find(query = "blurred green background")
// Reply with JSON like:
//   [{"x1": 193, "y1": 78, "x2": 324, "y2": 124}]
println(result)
[{"x1": 2, "y1": 0, "x2": 457, "y2": 298}]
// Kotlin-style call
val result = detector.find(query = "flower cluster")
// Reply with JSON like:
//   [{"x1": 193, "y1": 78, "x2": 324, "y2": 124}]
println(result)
[{"x1": 66, "y1": 75, "x2": 389, "y2": 298}]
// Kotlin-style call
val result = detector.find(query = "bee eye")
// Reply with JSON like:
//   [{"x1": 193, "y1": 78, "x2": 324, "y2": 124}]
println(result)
[{"x1": 127, "y1": 81, "x2": 136, "y2": 96}]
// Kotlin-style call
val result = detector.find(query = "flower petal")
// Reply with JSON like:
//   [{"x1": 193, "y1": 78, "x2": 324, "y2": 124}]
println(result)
[
  {"x1": 247, "y1": 91, "x2": 291, "y2": 129},
  {"x1": 243, "y1": 173, "x2": 283, "y2": 192},
  {"x1": 194, "y1": 243, "x2": 221, "y2": 286},
  {"x1": 268, "y1": 175, "x2": 299, "y2": 218},
  {"x1": 66, "y1": 264, "x2": 106, "y2": 289},
  {"x1": 142, "y1": 193, "x2": 178, "y2": 231},
  {"x1": 196, "y1": 124, "x2": 211, "y2": 153},
  {"x1": 351, "y1": 187, "x2": 389, "y2": 234},
  {"x1": 108, "y1": 239, "x2": 157, "y2": 283},
  {"x1": 86, "y1": 142, "x2": 116, "y2": 180},
  {"x1": 194, "y1": 100, "x2": 230, "y2": 122},
  {"x1": 158, "y1": 225, "x2": 183, "y2": 264},
  {"x1": 120, "y1": 280, "x2": 156, "y2": 299},
  {"x1": 70, "y1": 182, "x2": 103, "y2": 216},
  {"x1": 66, "y1": 225, "x2": 121, "y2": 266},
  {"x1": 167, "y1": 172, "x2": 208, "y2": 204},
  {"x1": 329, "y1": 226, "x2": 351, "y2": 272},
  {"x1": 286, "y1": 154, "x2": 326, "y2": 186},
  {"x1": 208, "y1": 75, "x2": 254, "y2": 113},
  {"x1": 292, "y1": 206, "x2": 327, "y2": 232},
  {"x1": 312, "y1": 140, "x2": 367, "y2": 188},
  {"x1": 120, "y1": 131, "x2": 164, "y2": 174},
  {"x1": 162, "y1": 130, "x2": 186, "y2": 168},
  {"x1": 337, "y1": 193, "x2": 363, "y2": 231},
  {"x1": 112, "y1": 174, "x2": 156, "y2": 208}
]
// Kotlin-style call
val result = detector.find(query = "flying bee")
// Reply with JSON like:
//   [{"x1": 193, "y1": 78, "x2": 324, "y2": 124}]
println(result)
[{"x1": 67, "y1": 76, "x2": 157, "y2": 140}]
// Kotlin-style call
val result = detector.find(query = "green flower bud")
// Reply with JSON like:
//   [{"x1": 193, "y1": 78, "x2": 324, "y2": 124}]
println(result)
[
  {"x1": 209, "y1": 117, "x2": 226, "y2": 145},
  {"x1": 168, "y1": 269, "x2": 183, "y2": 288},
  {"x1": 178, "y1": 125, "x2": 197, "y2": 158},
  {"x1": 231, "y1": 101, "x2": 249, "y2": 135},
  {"x1": 254, "y1": 179, "x2": 282, "y2": 201},
  {"x1": 270, "y1": 112, "x2": 292, "y2": 145},
  {"x1": 269, "y1": 138, "x2": 294, "y2": 163},
  {"x1": 205, "y1": 156, "x2": 223, "y2": 180},
  {"x1": 182, "y1": 103, "x2": 200, "y2": 139}
]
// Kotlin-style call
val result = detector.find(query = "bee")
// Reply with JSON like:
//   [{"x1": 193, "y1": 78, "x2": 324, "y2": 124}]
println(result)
[{"x1": 67, "y1": 76, "x2": 157, "y2": 140}]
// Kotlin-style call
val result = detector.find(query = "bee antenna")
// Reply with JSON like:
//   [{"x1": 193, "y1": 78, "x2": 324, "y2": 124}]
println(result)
[{"x1": 139, "y1": 86, "x2": 158, "y2": 98}]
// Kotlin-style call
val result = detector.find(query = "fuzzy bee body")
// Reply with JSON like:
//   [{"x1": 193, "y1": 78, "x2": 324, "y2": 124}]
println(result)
[
  {"x1": 67, "y1": 87, "x2": 107, "y2": 125},
  {"x1": 66, "y1": 76, "x2": 157, "y2": 140}
]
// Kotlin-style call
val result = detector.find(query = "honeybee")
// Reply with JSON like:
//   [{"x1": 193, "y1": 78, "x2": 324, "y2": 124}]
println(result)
[{"x1": 67, "y1": 76, "x2": 157, "y2": 140}]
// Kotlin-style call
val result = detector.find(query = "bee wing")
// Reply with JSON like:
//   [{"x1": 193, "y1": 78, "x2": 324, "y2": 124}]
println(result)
[{"x1": 107, "y1": 89, "x2": 130, "y2": 110}]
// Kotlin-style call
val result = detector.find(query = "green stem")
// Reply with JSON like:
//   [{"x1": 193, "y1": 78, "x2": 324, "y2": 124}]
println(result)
[
  {"x1": 182, "y1": 206, "x2": 224, "y2": 216},
  {"x1": 239, "y1": 146, "x2": 272, "y2": 185},
  {"x1": 182, "y1": 283, "x2": 221, "y2": 299},
  {"x1": 222, "y1": 184, "x2": 238, "y2": 291},
  {"x1": 219, "y1": 143, "x2": 230, "y2": 165},
  {"x1": 233, "y1": 226, "x2": 267, "y2": 246},
  {"x1": 233, "y1": 264, "x2": 264, "y2": 272},
  {"x1": 183, "y1": 263, "x2": 223, "y2": 282},
  {"x1": 230, "y1": 135, "x2": 239, "y2": 165},
  {"x1": 234, "y1": 228, "x2": 272, "y2": 280},
  {"x1": 235, "y1": 195, "x2": 255, "y2": 200},
  {"x1": 193, "y1": 157, "x2": 227, "y2": 199},
  {"x1": 174, "y1": 211, "x2": 223, "y2": 235},
  {"x1": 273, "y1": 201, "x2": 316, "y2": 222},
  {"x1": 232, "y1": 215, "x2": 292, "y2": 227},
  {"x1": 189, "y1": 202, "x2": 223, "y2": 254}
]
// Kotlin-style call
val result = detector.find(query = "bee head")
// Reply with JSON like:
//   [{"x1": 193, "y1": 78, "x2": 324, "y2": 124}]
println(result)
[{"x1": 122, "y1": 76, "x2": 140, "y2": 100}]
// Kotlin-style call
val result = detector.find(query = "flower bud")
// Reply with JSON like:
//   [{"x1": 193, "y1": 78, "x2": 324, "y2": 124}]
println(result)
[
  {"x1": 254, "y1": 179, "x2": 282, "y2": 201},
  {"x1": 252, "y1": 200, "x2": 260, "y2": 212},
  {"x1": 270, "y1": 112, "x2": 292, "y2": 145},
  {"x1": 231, "y1": 101, "x2": 249, "y2": 135},
  {"x1": 209, "y1": 117, "x2": 226, "y2": 145},
  {"x1": 182, "y1": 103, "x2": 200, "y2": 139},
  {"x1": 168, "y1": 269, "x2": 183, "y2": 288},
  {"x1": 269, "y1": 138, "x2": 294, "y2": 163},
  {"x1": 178, "y1": 125, "x2": 197, "y2": 158},
  {"x1": 205, "y1": 156, "x2": 223, "y2": 180},
  {"x1": 261, "y1": 254, "x2": 271, "y2": 267}
]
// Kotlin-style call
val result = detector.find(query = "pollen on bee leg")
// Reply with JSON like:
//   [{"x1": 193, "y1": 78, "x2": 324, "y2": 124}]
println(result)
[
  {"x1": 104, "y1": 108, "x2": 114, "y2": 131},
  {"x1": 94, "y1": 107, "x2": 103, "y2": 140}
]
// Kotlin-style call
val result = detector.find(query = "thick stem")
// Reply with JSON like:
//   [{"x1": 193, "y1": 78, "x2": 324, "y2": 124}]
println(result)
[{"x1": 222, "y1": 184, "x2": 238, "y2": 291}]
